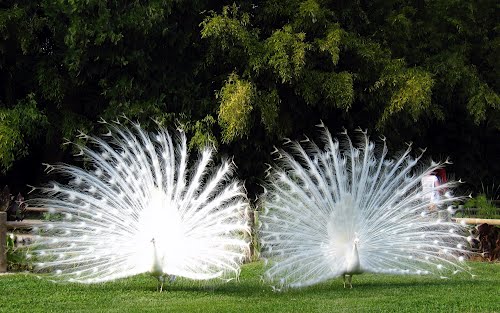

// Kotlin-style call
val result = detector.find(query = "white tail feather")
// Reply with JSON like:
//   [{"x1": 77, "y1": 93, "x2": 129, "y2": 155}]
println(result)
[
  {"x1": 29, "y1": 123, "x2": 250, "y2": 285},
  {"x1": 260, "y1": 128, "x2": 471, "y2": 288}
]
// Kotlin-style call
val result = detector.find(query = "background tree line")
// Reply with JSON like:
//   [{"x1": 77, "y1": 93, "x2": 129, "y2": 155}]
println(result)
[{"x1": 1, "y1": 0, "x2": 498, "y2": 197}]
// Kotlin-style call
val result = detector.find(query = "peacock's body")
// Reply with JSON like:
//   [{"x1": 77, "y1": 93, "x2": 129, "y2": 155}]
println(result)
[
  {"x1": 28, "y1": 121, "x2": 250, "y2": 290},
  {"x1": 259, "y1": 125, "x2": 471, "y2": 289}
]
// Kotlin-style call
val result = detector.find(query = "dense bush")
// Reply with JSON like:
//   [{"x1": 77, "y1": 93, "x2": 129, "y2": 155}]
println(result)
[{"x1": 0, "y1": 0, "x2": 498, "y2": 196}]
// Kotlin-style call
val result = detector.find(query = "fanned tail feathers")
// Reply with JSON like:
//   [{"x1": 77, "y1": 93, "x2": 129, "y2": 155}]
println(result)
[
  {"x1": 28, "y1": 123, "x2": 250, "y2": 283},
  {"x1": 260, "y1": 128, "x2": 471, "y2": 289}
]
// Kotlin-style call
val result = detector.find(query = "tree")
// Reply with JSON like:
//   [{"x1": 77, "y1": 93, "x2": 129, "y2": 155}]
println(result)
[
  {"x1": 200, "y1": 0, "x2": 499, "y2": 190},
  {"x1": 0, "y1": 0, "x2": 498, "y2": 194},
  {"x1": 1, "y1": 0, "x2": 215, "y2": 172}
]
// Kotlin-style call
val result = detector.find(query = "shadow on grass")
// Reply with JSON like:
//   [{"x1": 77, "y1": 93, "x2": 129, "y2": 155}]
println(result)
[{"x1": 131, "y1": 276, "x2": 477, "y2": 297}]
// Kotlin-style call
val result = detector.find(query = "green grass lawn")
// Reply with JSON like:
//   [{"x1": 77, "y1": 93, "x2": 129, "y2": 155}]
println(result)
[{"x1": 1, "y1": 262, "x2": 499, "y2": 313}]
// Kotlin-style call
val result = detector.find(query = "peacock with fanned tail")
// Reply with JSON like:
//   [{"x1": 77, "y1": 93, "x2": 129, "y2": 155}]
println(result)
[
  {"x1": 27, "y1": 120, "x2": 250, "y2": 291},
  {"x1": 259, "y1": 124, "x2": 471, "y2": 289}
]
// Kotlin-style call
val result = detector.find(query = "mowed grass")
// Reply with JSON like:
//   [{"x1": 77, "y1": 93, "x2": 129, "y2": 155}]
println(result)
[{"x1": 1, "y1": 262, "x2": 499, "y2": 313}]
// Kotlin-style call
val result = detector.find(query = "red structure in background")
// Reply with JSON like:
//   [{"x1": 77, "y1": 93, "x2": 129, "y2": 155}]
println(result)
[{"x1": 435, "y1": 168, "x2": 447, "y2": 184}]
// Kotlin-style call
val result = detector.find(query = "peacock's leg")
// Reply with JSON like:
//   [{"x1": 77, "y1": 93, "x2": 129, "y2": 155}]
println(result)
[
  {"x1": 348, "y1": 275, "x2": 353, "y2": 289},
  {"x1": 159, "y1": 276, "x2": 165, "y2": 292},
  {"x1": 343, "y1": 274, "x2": 346, "y2": 288}
]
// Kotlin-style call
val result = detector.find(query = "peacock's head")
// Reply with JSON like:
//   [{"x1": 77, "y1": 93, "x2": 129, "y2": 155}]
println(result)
[{"x1": 353, "y1": 232, "x2": 360, "y2": 245}]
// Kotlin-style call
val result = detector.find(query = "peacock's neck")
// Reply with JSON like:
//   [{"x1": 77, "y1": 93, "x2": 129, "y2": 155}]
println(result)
[
  {"x1": 352, "y1": 242, "x2": 359, "y2": 261},
  {"x1": 150, "y1": 238, "x2": 163, "y2": 276},
  {"x1": 345, "y1": 240, "x2": 362, "y2": 275}
]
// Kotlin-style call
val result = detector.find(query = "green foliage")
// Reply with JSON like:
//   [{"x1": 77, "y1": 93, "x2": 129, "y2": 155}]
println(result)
[
  {"x1": 297, "y1": 70, "x2": 322, "y2": 106},
  {"x1": 317, "y1": 24, "x2": 343, "y2": 66},
  {"x1": 296, "y1": 70, "x2": 354, "y2": 110},
  {"x1": 200, "y1": 4, "x2": 255, "y2": 52},
  {"x1": 464, "y1": 194, "x2": 499, "y2": 219},
  {"x1": 467, "y1": 81, "x2": 500, "y2": 125},
  {"x1": 42, "y1": 211, "x2": 64, "y2": 221},
  {"x1": 59, "y1": 111, "x2": 93, "y2": 146},
  {"x1": 264, "y1": 25, "x2": 310, "y2": 83},
  {"x1": 373, "y1": 60, "x2": 435, "y2": 126},
  {"x1": 342, "y1": 33, "x2": 390, "y2": 69},
  {"x1": 256, "y1": 89, "x2": 280, "y2": 135},
  {"x1": 61, "y1": 0, "x2": 171, "y2": 74},
  {"x1": 297, "y1": 0, "x2": 322, "y2": 24},
  {"x1": 322, "y1": 72, "x2": 354, "y2": 110},
  {"x1": 1, "y1": 0, "x2": 214, "y2": 171},
  {"x1": 36, "y1": 64, "x2": 67, "y2": 105},
  {"x1": 0, "y1": 0, "x2": 499, "y2": 196},
  {"x1": 188, "y1": 115, "x2": 218, "y2": 150},
  {"x1": 0, "y1": 94, "x2": 47, "y2": 172},
  {"x1": 200, "y1": 4, "x2": 262, "y2": 72},
  {"x1": 6, "y1": 234, "x2": 32, "y2": 271},
  {"x1": 217, "y1": 73, "x2": 254, "y2": 143}
]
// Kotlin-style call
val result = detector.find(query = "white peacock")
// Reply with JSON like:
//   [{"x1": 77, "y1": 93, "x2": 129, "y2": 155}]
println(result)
[
  {"x1": 28, "y1": 120, "x2": 250, "y2": 291},
  {"x1": 259, "y1": 124, "x2": 471, "y2": 289}
]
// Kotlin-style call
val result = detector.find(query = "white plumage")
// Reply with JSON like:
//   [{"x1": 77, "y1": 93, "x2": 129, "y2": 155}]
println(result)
[
  {"x1": 259, "y1": 125, "x2": 471, "y2": 289},
  {"x1": 28, "y1": 121, "x2": 250, "y2": 290}
]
